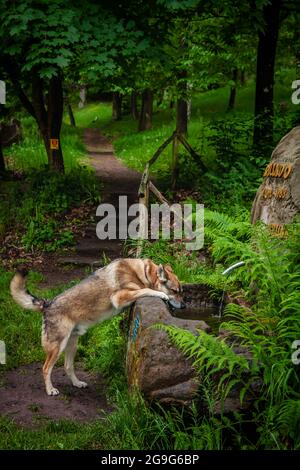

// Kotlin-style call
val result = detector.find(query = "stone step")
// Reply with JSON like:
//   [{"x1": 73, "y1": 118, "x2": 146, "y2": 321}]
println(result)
[
  {"x1": 103, "y1": 194, "x2": 138, "y2": 204},
  {"x1": 84, "y1": 225, "x2": 136, "y2": 238},
  {"x1": 69, "y1": 128, "x2": 143, "y2": 266},
  {"x1": 58, "y1": 249, "x2": 122, "y2": 267},
  {"x1": 76, "y1": 240, "x2": 123, "y2": 257},
  {"x1": 58, "y1": 255, "x2": 103, "y2": 268}
]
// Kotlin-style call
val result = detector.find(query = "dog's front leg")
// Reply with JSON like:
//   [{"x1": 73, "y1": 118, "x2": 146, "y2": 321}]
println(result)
[
  {"x1": 111, "y1": 288, "x2": 169, "y2": 309},
  {"x1": 64, "y1": 334, "x2": 88, "y2": 389}
]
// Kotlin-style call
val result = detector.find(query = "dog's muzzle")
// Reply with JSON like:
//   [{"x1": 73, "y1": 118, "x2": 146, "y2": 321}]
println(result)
[{"x1": 167, "y1": 298, "x2": 186, "y2": 310}]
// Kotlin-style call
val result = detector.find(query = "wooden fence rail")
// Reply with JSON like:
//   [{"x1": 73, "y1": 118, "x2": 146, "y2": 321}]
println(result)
[{"x1": 135, "y1": 131, "x2": 206, "y2": 257}]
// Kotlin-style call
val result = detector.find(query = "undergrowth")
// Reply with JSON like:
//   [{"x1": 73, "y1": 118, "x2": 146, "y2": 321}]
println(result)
[
  {"x1": 152, "y1": 211, "x2": 300, "y2": 449},
  {"x1": 0, "y1": 167, "x2": 100, "y2": 253},
  {"x1": 3, "y1": 116, "x2": 88, "y2": 172}
]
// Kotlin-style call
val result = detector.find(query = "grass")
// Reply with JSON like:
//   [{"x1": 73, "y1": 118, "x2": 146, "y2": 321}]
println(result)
[
  {"x1": 0, "y1": 267, "x2": 122, "y2": 450},
  {"x1": 0, "y1": 266, "x2": 222, "y2": 450},
  {"x1": 0, "y1": 166, "x2": 100, "y2": 253},
  {"x1": 2, "y1": 218, "x2": 299, "y2": 449},
  {"x1": 0, "y1": 229, "x2": 227, "y2": 450},
  {"x1": 3, "y1": 116, "x2": 88, "y2": 173},
  {"x1": 3, "y1": 69, "x2": 295, "y2": 179},
  {"x1": 1, "y1": 69, "x2": 299, "y2": 449},
  {"x1": 70, "y1": 71, "x2": 296, "y2": 184}
]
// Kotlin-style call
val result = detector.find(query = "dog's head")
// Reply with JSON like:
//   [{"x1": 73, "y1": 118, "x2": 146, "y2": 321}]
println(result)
[{"x1": 155, "y1": 264, "x2": 185, "y2": 309}]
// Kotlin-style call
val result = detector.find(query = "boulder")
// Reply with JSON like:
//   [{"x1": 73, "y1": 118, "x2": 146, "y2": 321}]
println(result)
[
  {"x1": 126, "y1": 288, "x2": 260, "y2": 412},
  {"x1": 0, "y1": 119, "x2": 22, "y2": 147},
  {"x1": 126, "y1": 296, "x2": 210, "y2": 405},
  {"x1": 251, "y1": 126, "x2": 300, "y2": 228}
]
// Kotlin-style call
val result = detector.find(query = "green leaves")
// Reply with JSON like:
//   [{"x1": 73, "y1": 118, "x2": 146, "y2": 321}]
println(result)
[
  {"x1": 156, "y1": 206, "x2": 300, "y2": 446},
  {"x1": 155, "y1": 323, "x2": 251, "y2": 407},
  {"x1": 0, "y1": 0, "x2": 149, "y2": 82},
  {"x1": 1, "y1": 0, "x2": 81, "y2": 77}
]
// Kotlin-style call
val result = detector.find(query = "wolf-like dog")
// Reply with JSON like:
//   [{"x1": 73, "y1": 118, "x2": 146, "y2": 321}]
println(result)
[{"x1": 10, "y1": 258, "x2": 185, "y2": 396}]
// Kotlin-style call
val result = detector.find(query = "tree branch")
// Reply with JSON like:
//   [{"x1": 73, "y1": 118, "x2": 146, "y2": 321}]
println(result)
[
  {"x1": 32, "y1": 75, "x2": 48, "y2": 130},
  {"x1": 2, "y1": 56, "x2": 37, "y2": 120}
]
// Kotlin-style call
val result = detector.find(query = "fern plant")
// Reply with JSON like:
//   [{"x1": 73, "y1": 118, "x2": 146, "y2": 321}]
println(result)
[
  {"x1": 155, "y1": 209, "x2": 300, "y2": 448},
  {"x1": 155, "y1": 324, "x2": 252, "y2": 406}
]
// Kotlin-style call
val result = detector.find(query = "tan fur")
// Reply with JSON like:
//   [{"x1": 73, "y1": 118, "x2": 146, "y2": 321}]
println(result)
[
  {"x1": 10, "y1": 272, "x2": 44, "y2": 311},
  {"x1": 10, "y1": 258, "x2": 184, "y2": 396}
]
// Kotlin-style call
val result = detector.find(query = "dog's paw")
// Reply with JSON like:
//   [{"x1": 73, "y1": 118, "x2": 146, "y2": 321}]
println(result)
[
  {"x1": 160, "y1": 292, "x2": 169, "y2": 301},
  {"x1": 47, "y1": 387, "x2": 59, "y2": 396},
  {"x1": 73, "y1": 380, "x2": 88, "y2": 389}
]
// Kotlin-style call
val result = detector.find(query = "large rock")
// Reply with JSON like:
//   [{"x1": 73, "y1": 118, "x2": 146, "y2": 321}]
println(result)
[
  {"x1": 251, "y1": 126, "x2": 300, "y2": 227},
  {"x1": 0, "y1": 119, "x2": 22, "y2": 147},
  {"x1": 126, "y1": 297, "x2": 210, "y2": 405},
  {"x1": 126, "y1": 290, "x2": 260, "y2": 412}
]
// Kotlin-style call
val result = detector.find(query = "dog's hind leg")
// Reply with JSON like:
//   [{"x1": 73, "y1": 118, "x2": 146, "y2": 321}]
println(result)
[
  {"x1": 64, "y1": 334, "x2": 88, "y2": 389},
  {"x1": 42, "y1": 330, "x2": 72, "y2": 396}
]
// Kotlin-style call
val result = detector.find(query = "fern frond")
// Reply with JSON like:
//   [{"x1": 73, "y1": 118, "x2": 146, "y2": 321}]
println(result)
[
  {"x1": 277, "y1": 399, "x2": 300, "y2": 439},
  {"x1": 154, "y1": 324, "x2": 250, "y2": 401}
]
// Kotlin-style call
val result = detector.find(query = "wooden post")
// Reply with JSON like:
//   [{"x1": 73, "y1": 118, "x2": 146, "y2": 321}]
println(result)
[
  {"x1": 149, "y1": 181, "x2": 169, "y2": 205},
  {"x1": 136, "y1": 164, "x2": 149, "y2": 257},
  {"x1": 177, "y1": 134, "x2": 207, "y2": 172}
]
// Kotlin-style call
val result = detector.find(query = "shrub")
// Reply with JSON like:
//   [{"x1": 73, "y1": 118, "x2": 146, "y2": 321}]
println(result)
[{"x1": 0, "y1": 167, "x2": 100, "y2": 252}]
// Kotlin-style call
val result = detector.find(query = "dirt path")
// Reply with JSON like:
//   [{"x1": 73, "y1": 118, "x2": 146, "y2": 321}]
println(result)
[
  {"x1": 57, "y1": 128, "x2": 141, "y2": 271},
  {"x1": 1, "y1": 129, "x2": 140, "y2": 428},
  {"x1": 0, "y1": 363, "x2": 112, "y2": 427}
]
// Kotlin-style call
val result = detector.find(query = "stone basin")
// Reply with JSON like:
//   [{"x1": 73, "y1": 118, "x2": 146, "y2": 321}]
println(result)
[
  {"x1": 126, "y1": 283, "x2": 220, "y2": 406},
  {"x1": 125, "y1": 283, "x2": 258, "y2": 411}
]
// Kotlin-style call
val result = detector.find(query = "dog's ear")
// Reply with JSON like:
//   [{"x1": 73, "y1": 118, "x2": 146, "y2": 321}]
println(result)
[
  {"x1": 145, "y1": 259, "x2": 158, "y2": 286},
  {"x1": 157, "y1": 264, "x2": 168, "y2": 282},
  {"x1": 164, "y1": 264, "x2": 173, "y2": 273}
]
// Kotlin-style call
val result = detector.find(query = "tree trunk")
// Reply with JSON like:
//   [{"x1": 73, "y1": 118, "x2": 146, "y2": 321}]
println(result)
[
  {"x1": 176, "y1": 51, "x2": 188, "y2": 135},
  {"x1": 31, "y1": 75, "x2": 52, "y2": 166},
  {"x1": 176, "y1": 97, "x2": 188, "y2": 135},
  {"x1": 130, "y1": 91, "x2": 139, "y2": 120},
  {"x1": 47, "y1": 74, "x2": 64, "y2": 172},
  {"x1": 227, "y1": 68, "x2": 238, "y2": 111},
  {"x1": 78, "y1": 85, "x2": 86, "y2": 108},
  {"x1": 171, "y1": 135, "x2": 179, "y2": 190},
  {"x1": 67, "y1": 102, "x2": 76, "y2": 127},
  {"x1": 33, "y1": 74, "x2": 64, "y2": 172},
  {"x1": 240, "y1": 69, "x2": 246, "y2": 86},
  {"x1": 139, "y1": 89, "x2": 153, "y2": 131},
  {"x1": 112, "y1": 92, "x2": 122, "y2": 120},
  {"x1": 5, "y1": 58, "x2": 64, "y2": 171},
  {"x1": 253, "y1": 0, "x2": 281, "y2": 151}
]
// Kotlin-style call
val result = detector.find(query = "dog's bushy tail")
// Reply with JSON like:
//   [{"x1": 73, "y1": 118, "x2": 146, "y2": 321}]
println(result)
[{"x1": 10, "y1": 270, "x2": 45, "y2": 312}]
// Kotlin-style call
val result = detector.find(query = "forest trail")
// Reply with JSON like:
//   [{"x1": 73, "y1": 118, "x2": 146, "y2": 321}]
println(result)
[
  {"x1": 0, "y1": 130, "x2": 141, "y2": 428},
  {"x1": 58, "y1": 128, "x2": 141, "y2": 268},
  {"x1": 0, "y1": 363, "x2": 113, "y2": 428}
]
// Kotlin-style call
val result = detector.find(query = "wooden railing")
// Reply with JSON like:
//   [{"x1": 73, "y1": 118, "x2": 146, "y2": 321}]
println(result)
[{"x1": 135, "y1": 131, "x2": 206, "y2": 256}]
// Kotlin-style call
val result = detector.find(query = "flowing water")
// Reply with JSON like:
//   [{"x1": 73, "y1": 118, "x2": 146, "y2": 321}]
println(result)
[{"x1": 172, "y1": 305, "x2": 221, "y2": 334}]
